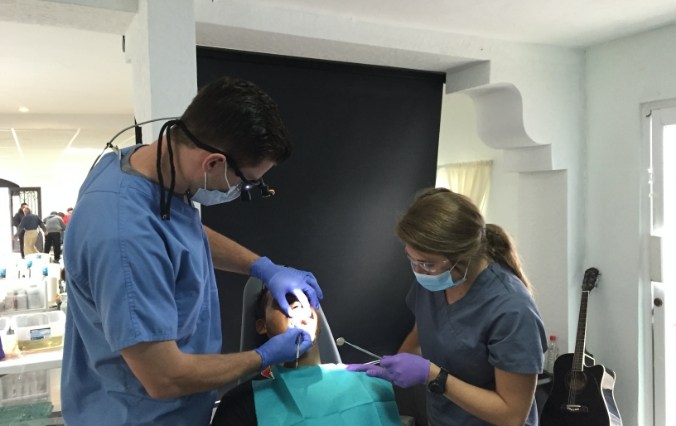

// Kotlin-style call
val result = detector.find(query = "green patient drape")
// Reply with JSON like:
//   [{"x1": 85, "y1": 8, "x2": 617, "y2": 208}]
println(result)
[{"x1": 253, "y1": 364, "x2": 401, "y2": 426}]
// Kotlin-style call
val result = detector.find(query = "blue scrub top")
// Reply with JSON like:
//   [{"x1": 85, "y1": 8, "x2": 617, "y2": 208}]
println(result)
[
  {"x1": 62, "y1": 146, "x2": 222, "y2": 426},
  {"x1": 407, "y1": 262, "x2": 547, "y2": 426}
]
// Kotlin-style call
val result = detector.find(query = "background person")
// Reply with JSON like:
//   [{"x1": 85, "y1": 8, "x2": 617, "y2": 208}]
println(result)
[
  {"x1": 18, "y1": 206, "x2": 45, "y2": 256},
  {"x1": 63, "y1": 207, "x2": 73, "y2": 226},
  {"x1": 349, "y1": 188, "x2": 547, "y2": 426},
  {"x1": 212, "y1": 288, "x2": 401, "y2": 426},
  {"x1": 43, "y1": 211, "x2": 66, "y2": 262},
  {"x1": 62, "y1": 76, "x2": 322, "y2": 426},
  {"x1": 12, "y1": 202, "x2": 28, "y2": 258}
]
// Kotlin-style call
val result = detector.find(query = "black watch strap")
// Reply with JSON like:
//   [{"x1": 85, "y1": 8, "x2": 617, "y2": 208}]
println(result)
[{"x1": 427, "y1": 367, "x2": 449, "y2": 394}]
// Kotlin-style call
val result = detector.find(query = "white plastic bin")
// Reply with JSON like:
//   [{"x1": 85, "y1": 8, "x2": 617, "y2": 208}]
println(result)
[
  {"x1": 0, "y1": 316, "x2": 10, "y2": 335},
  {"x1": 0, "y1": 370, "x2": 50, "y2": 406},
  {"x1": 11, "y1": 311, "x2": 65, "y2": 352}
]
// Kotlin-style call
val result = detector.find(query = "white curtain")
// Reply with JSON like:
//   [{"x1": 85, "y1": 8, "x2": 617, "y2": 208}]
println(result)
[{"x1": 435, "y1": 160, "x2": 493, "y2": 214}]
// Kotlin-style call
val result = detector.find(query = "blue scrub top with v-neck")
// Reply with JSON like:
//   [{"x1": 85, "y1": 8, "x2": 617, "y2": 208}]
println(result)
[
  {"x1": 407, "y1": 261, "x2": 547, "y2": 426},
  {"x1": 62, "y1": 146, "x2": 222, "y2": 426}
]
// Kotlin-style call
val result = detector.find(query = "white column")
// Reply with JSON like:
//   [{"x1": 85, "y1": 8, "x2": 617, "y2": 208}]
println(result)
[{"x1": 125, "y1": 0, "x2": 197, "y2": 142}]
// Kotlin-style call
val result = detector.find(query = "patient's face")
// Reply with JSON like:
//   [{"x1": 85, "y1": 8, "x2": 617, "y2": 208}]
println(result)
[{"x1": 256, "y1": 292, "x2": 320, "y2": 342}]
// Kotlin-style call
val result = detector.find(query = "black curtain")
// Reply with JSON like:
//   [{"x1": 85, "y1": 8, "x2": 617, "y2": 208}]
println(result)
[{"x1": 198, "y1": 47, "x2": 444, "y2": 362}]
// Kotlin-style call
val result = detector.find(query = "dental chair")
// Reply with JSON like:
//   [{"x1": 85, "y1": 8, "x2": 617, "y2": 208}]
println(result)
[
  {"x1": 215, "y1": 277, "x2": 341, "y2": 403},
  {"x1": 239, "y1": 277, "x2": 341, "y2": 363},
  {"x1": 239, "y1": 278, "x2": 415, "y2": 426},
  {"x1": 214, "y1": 277, "x2": 415, "y2": 426}
]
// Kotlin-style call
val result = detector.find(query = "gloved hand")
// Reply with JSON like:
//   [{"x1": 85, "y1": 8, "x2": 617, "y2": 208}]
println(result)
[
  {"x1": 250, "y1": 257, "x2": 323, "y2": 315},
  {"x1": 346, "y1": 353, "x2": 431, "y2": 388},
  {"x1": 255, "y1": 327, "x2": 312, "y2": 369}
]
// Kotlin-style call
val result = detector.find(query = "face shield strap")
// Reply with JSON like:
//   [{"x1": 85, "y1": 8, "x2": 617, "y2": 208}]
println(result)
[{"x1": 157, "y1": 120, "x2": 180, "y2": 220}]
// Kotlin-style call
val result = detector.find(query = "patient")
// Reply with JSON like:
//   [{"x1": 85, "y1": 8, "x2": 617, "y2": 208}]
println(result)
[{"x1": 211, "y1": 288, "x2": 401, "y2": 425}]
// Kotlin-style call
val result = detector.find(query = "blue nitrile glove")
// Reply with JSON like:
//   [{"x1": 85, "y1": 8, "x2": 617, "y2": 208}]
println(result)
[
  {"x1": 346, "y1": 353, "x2": 431, "y2": 388},
  {"x1": 255, "y1": 327, "x2": 312, "y2": 369},
  {"x1": 250, "y1": 257, "x2": 323, "y2": 315}
]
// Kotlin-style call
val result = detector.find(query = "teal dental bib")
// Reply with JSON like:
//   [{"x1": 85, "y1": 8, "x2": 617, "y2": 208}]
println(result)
[{"x1": 252, "y1": 364, "x2": 400, "y2": 426}]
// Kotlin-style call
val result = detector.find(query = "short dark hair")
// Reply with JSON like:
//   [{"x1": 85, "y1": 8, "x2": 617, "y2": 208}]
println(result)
[
  {"x1": 178, "y1": 76, "x2": 291, "y2": 167},
  {"x1": 254, "y1": 287, "x2": 270, "y2": 321}
]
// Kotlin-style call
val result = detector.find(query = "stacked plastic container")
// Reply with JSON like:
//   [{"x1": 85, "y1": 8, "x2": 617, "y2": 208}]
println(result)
[{"x1": 0, "y1": 253, "x2": 65, "y2": 411}]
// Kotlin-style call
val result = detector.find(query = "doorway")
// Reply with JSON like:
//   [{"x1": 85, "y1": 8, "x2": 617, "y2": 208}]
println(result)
[{"x1": 646, "y1": 103, "x2": 676, "y2": 426}]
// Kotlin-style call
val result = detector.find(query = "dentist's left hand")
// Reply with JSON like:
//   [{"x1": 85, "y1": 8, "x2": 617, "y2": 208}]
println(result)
[{"x1": 250, "y1": 257, "x2": 323, "y2": 315}]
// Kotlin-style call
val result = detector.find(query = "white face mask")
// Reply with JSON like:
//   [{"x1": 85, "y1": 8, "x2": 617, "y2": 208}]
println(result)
[{"x1": 191, "y1": 163, "x2": 240, "y2": 205}]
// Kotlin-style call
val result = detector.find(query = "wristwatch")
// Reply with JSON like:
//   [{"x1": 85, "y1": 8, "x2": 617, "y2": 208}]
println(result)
[{"x1": 427, "y1": 367, "x2": 449, "y2": 394}]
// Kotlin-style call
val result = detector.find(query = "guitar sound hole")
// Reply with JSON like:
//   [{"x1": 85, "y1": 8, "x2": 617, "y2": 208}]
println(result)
[{"x1": 565, "y1": 371, "x2": 587, "y2": 392}]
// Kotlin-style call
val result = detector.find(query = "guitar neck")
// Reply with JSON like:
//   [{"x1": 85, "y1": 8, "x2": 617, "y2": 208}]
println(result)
[{"x1": 572, "y1": 290, "x2": 590, "y2": 371}]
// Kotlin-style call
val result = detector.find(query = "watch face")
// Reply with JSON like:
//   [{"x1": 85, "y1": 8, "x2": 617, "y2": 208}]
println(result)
[
  {"x1": 428, "y1": 369, "x2": 448, "y2": 394},
  {"x1": 428, "y1": 380, "x2": 443, "y2": 393}
]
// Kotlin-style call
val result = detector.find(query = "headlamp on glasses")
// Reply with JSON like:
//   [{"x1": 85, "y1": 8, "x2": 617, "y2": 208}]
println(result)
[{"x1": 229, "y1": 158, "x2": 276, "y2": 202}]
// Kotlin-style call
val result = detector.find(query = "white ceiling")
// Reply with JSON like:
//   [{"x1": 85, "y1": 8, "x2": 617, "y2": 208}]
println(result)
[{"x1": 1, "y1": 0, "x2": 676, "y2": 188}]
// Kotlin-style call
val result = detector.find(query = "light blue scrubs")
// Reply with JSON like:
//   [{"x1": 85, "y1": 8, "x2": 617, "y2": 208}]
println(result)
[
  {"x1": 62, "y1": 146, "x2": 222, "y2": 426},
  {"x1": 407, "y1": 262, "x2": 547, "y2": 426}
]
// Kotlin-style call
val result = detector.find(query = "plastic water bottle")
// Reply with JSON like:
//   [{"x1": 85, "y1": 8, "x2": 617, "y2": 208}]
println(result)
[{"x1": 545, "y1": 335, "x2": 558, "y2": 373}]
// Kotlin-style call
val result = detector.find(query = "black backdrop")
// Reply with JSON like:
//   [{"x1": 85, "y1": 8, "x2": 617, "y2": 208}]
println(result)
[{"x1": 198, "y1": 47, "x2": 444, "y2": 362}]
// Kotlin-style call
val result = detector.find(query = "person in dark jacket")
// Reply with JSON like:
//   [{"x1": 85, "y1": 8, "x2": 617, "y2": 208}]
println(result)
[{"x1": 12, "y1": 203, "x2": 28, "y2": 258}]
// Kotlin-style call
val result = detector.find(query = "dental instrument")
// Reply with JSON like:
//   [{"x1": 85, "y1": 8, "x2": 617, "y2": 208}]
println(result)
[
  {"x1": 295, "y1": 334, "x2": 301, "y2": 367},
  {"x1": 335, "y1": 337, "x2": 382, "y2": 360}
]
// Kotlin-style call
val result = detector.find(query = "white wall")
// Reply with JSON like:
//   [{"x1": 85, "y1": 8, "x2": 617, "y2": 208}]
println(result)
[
  {"x1": 437, "y1": 94, "x2": 510, "y2": 227},
  {"x1": 586, "y1": 23, "x2": 676, "y2": 425},
  {"x1": 433, "y1": 42, "x2": 584, "y2": 357},
  {"x1": 5, "y1": 149, "x2": 101, "y2": 217},
  {"x1": 439, "y1": 87, "x2": 576, "y2": 363}
]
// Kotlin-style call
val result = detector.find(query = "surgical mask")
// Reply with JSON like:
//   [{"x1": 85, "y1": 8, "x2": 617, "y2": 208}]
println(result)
[
  {"x1": 414, "y1": 259, "x2": 470, "y2": 292},
  {"x1": 191, "y1": 164, "x2": 241, "y2": 205}
]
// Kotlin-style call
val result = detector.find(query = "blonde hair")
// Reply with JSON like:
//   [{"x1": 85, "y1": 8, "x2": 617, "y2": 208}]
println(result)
[{"x1": 396, "y1": 188, "x2": 532, "y2": 293}]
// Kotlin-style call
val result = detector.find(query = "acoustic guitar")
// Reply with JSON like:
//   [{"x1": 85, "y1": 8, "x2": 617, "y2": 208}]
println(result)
[{"x1": 540, "y1": 267, "x2": 623, "y2": 426}]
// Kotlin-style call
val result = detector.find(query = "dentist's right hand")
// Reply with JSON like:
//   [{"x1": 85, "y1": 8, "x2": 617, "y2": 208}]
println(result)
[{"x1": 255, "y1": 327, "x2": 312, "y2": 369}]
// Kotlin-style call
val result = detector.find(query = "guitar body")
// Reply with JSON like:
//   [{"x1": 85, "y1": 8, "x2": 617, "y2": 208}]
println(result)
[
  {"x1": 541, "y1": 267, "x2": 623, "y2": 425},
  {"x1": 541, "y1": 353, "x2": 623, "y2": 426}
]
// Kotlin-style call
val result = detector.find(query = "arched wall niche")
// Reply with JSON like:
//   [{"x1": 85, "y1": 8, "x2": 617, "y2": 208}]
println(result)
[{"x1": 443, "y1": 63, "x2": 570, "y2": 352}]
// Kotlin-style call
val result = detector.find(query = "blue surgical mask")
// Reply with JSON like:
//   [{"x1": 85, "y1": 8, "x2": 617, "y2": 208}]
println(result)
[
  {"x1": 191, "y1": 163, "x2": 240, "y2": 205},
  {"x1": 414, "y1": 259, "x2": 470, "y2": 292}
]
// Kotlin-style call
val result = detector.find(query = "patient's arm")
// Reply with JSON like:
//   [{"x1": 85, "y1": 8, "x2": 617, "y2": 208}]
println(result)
[{"x1": 398, "y1": 324, "x2": 421, "y2": 355}]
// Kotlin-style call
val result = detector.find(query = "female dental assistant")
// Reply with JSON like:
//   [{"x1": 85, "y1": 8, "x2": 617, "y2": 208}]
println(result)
[
  {"x1": 62, "y1": 77, "x2": 320, "y2": 426},
  {"x1": 349, "y1": 188, "x2": 547, "y2": 425}
]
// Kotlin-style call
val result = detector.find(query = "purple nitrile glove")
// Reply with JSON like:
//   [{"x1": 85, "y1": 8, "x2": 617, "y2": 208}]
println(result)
[
  {"x1": 250, "y1": 257, "x2": 323, "y2": 315},
  {"x1": 255, "y1": 327, "x2": 312, "y2": 369},
  {"x1": 346, "y1": 353, "x2": 431, "y2": 388}
]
